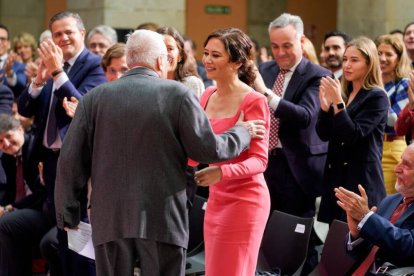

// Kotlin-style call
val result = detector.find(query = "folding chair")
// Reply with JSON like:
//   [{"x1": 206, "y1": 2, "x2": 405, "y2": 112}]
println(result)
[
  {"x1": 257, "y1": 210, "x2": 314, "y2": 276},
  {"x1": 309, "y1": 219, "x2": 356, "y2": 276}
]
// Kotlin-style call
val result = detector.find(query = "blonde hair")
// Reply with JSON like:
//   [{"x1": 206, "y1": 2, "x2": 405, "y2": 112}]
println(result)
[
  {"x1": 376, "y1": 34, "x2": 411, "y2": 81},
  {"x1": 342, "y1": 36, "x2": 384, "y2": 101},
  {"x1": 303, "y1": 36, "x2": 319, "y2": 65},
  {"x1": 13, "y1": 32, "x2": 37, "y2": 62}
]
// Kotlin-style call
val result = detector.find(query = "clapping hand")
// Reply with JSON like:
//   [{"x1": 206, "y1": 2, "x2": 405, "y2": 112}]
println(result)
[
  {"x1": 319, "y1": 76, "x2": 343, "y2": 112},
  {"x1": 63, "y1": 97, "x2": 79, "y2": 118}
]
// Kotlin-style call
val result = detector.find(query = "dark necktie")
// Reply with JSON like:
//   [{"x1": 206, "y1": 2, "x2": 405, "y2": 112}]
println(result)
[
  {"x1": 46, "y1": 62, "x2": 70, "y2": 146},
  {"x1": 15, "y1": 155, "x2": 25, "y2": 201},
  {"x1": 352, "y1": 197, "x2": 414, "y2": 275},
  {"x1": 268, "y1": 69, "x2": 289, "y2": 149}
]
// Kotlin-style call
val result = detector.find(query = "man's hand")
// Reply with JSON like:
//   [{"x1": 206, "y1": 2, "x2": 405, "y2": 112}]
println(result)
[
  {"x1": 38, "y1": 38, "x2": 64, "y2": 76},
  {"x1": 194, "y1": 166, "x2": 222, "y2": 186},
  {"x1": 63, "y1": 97, "x2": 79, "y2": 118},
  {"x1": 335, "y1": 184, "x2": 373, "y2": 222},
  {"x1": 236, "y1": 112, "x2": 266, "y2": 139}
]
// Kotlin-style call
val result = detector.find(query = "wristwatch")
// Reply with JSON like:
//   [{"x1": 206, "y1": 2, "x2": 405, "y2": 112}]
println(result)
[
  {"x1": 336, "y1": 102, "x2": 345, "y2": 110},
  {"x1": 263, "y1": 88, "x2": 273, "y2": 97}
]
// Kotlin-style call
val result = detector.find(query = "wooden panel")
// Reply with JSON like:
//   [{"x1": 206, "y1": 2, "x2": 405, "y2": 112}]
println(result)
[
  {"x1": 186, "y1": 0, "x2": 247, "y2": 60},
  {"x1": 287, "y1": 0, "x2": 337, "y2": 58},
  {"x1": 45, "y1": 0, "x2": 67, "y2": 28}
]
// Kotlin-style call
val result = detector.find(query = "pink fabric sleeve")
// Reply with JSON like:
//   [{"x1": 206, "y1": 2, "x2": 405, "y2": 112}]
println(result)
[{"x1": 220, "y1": 95, "x2": 270, "y2": 180}]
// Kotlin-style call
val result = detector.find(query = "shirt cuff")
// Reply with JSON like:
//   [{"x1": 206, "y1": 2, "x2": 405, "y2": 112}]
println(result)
[
  {"x1": 357, "y1": 210, "x2": 374, "y2": 230},
  {"x1": 347, "y1": 232, "x2": 364, "y2": 250},
  {"x1": 54, "y1": 72, "x2": 69, "y2": 90},
  {"x1": 6, "y1": 72, "x2": 17, "y2": 86},
  {"x1": 269, "y1": 94, "x2": 281, "y2": 110},
  {"x1": 29, "y1": 86, "x2": 42, "y2": 98}
]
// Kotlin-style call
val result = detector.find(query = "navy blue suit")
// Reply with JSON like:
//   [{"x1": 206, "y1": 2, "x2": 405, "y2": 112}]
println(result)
[
  {"x1": 347, "y1": 193, "x2": 414, "y2": 270},
  {"x1": 259, "y1": 58, "x2": 331, "y2": 217},
  {"x1": 317, "y1": 87, "x2": 388, "y2": 224},
  {"x1": 1, "y1": 60, "x2": 27, "y2": 98},
  {"x1": 17, "y1": 48, "x2": 106, "y2": 276}
]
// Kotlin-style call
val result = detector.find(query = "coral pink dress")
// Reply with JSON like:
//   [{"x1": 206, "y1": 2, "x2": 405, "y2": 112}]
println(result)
[{"x1": 201, "y1": 88, "x2": 271, "y2": 276}]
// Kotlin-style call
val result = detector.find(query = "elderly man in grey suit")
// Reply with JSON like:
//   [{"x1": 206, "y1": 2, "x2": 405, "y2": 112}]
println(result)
[{"x1": 54, "y1": 29, "x2": 265, "y2": 276}]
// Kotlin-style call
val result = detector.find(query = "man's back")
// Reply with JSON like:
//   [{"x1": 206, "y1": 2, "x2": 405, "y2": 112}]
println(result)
[{"x1": 57, "y1": 67, "x2": 250, "y2": 249}]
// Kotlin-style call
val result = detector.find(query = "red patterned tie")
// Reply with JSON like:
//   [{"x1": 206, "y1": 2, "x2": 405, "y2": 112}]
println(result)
[
  {"x1": 269, "y1": 69, "x2": 289, "y2": 149},
  {"x1": 15, "y1": 155, "x2": 25, "y2": 201},
  {"x1": 352, "y1": 197, "x2": 414, "y2": 275}
]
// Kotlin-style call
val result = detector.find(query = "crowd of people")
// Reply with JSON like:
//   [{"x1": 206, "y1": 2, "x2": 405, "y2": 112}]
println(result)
[{"x1": 0, "y1": 9, "x2": 413, "y2": 276}]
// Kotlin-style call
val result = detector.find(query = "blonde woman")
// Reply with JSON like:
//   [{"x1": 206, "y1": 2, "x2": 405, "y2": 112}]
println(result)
[{"x1": 316, "y1": 37, "x2": 388, "y2": 223}]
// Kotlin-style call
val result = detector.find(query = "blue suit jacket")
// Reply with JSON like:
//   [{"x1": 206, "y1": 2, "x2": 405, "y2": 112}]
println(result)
[
  {"x1": 348, "y1": 193, "x2": 414, "y2": 269},
  {"x1": 1, "y1": 61, "x2": 27, "y2": 98},
  {"x1": 18, "y1": 48, "x2": 107, "y2": 151},
  {"x1": 258, "y1": 58, "x2": 331, "y2": 198}
]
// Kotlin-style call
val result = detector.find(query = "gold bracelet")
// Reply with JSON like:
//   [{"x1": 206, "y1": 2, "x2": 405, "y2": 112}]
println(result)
[{"x1": 31, "y1": 79, "x2": 46, "y2": 88}]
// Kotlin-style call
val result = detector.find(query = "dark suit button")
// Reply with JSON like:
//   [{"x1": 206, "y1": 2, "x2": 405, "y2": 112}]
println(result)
[
  {"x1": 328, "y1": 164, "x2": 331, "y2": 169},
  {"x1": 344, "y1": 162, "x2": 348, "y2": 166},
  {"x1": 341, "y1": 142, "x2": 345, "y2": 146}
]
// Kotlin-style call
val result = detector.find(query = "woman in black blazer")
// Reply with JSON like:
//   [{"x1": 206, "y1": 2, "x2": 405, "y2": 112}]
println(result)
[{"x1": 316, "y1": 36, "x2": 389, "y2": 224}]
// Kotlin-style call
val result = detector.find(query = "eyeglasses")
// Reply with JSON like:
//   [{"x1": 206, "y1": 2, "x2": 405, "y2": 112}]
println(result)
[{"x1": 89, "y1": 42, "x2": 108, "y2": 49}]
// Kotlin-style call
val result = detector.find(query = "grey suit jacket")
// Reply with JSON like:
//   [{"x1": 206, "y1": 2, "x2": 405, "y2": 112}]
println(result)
[{"x1": 54, "y1": 67, "x2": 251, "y2": 248}]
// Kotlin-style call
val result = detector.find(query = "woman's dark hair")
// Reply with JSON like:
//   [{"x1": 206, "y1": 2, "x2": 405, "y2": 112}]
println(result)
[
  {"x1": 156, "y1": 26, "x2": 199, "y2": 81},
  {"x1": 204, "y1": 28, "x2": 256, "y2": 86}
]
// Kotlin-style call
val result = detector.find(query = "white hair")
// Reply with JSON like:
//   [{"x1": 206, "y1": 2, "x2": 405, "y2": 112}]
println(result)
[
  {"x1": 268, "y1": 13, "x2": 304, "y2": 39},
  {"x1": 125, "y1": 30, "x2": 167, "y2": 69},
  {"x1": 87, "y1": 25, "x2": 118, "y2": 46}
]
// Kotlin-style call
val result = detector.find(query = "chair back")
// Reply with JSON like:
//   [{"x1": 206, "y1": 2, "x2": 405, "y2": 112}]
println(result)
[
  {"x1": 309, "y1": 219, "x2": 356, "y2": 276},
  {"x1": 258, "y1": 210, "x2": 314, "y2": 276}
]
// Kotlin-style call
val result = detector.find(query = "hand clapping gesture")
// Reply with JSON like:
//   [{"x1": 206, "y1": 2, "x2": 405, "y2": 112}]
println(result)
[
  {"x1": 319, "y1": 76, "x2": 344, "y2": 113},
  {"x1": 37, "y1": 38, "x2": 64, "y2": 78}
]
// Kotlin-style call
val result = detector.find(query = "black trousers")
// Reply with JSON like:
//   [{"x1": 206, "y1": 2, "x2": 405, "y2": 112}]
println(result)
[
  {"x1": 264, "y1": 152, "x2": 316, "y2": 218},
  {"x1": 0, "y1": 208, "x2": 54, "y2": 276},
  {"x1": 95, "y1": 238, "x2": 186, "y2": 276}
]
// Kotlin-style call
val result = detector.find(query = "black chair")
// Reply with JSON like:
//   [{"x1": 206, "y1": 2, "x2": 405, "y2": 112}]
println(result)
[
  {"x1": 309, "y1": 219, "x2": 356, "y2": 276},
  {"x1": 186, "y1": 195, "x2": 207, "y2": 276},
  {"x1": 257, "y1": 210, "x2": 314, "y2": 276}
]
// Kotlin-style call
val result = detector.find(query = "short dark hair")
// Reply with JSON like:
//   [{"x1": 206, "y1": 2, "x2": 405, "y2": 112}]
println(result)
[
  {"x1": 324, "y1": 31, "x2": 352, "y2": 45},
  {"x1": 0, "y1": 24, "x2": 9, "y2": 39},
  {"x1": 49, "y1": 11, "x2": 85, "y2": 31},
  {"x1": 0, "y1": 114, "x2": 20, "y2": 134}
]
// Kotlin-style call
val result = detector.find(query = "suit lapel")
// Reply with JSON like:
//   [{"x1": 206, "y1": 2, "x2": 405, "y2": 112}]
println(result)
[
  {"x1": 66, "y1": 48, "x2": 88, "y2": 82},
  {"x1": 283, "y1": 59, "x2": 306, "y2": 102}
]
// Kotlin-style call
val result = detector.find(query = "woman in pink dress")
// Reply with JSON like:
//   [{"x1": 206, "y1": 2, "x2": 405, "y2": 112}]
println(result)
[{"x1": 194, "y1": 28, "x2": 271, "y2": 276}]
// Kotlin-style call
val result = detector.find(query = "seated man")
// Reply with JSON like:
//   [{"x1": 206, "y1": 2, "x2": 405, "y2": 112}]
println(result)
[
  {"x1": 0, "y1": 114, "x2": 45, "y2": 215},
  {"x1": 335, "y1": 143, "x2": 414, "y2": 275},
  {"x1": 0, "y1": 114, "x2": 51, "y2": 275}
]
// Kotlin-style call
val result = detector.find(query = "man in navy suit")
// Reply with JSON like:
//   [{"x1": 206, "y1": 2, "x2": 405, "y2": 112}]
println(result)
[
  {"x1": 336, "y1": 143, "x2": 414, "y2": 274},
  {"x1": 257, "y1": 13, "x2": 330, "y2": 219},
  {"x1": 256, "y1": 13, "x2": 331, "y2": 274},
  {"x1": 17, "y1": 11, "x2": 106, "y2": 275},
  {"x1": 0, "y1": 24, "x2": 27, "y2": 97}
]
